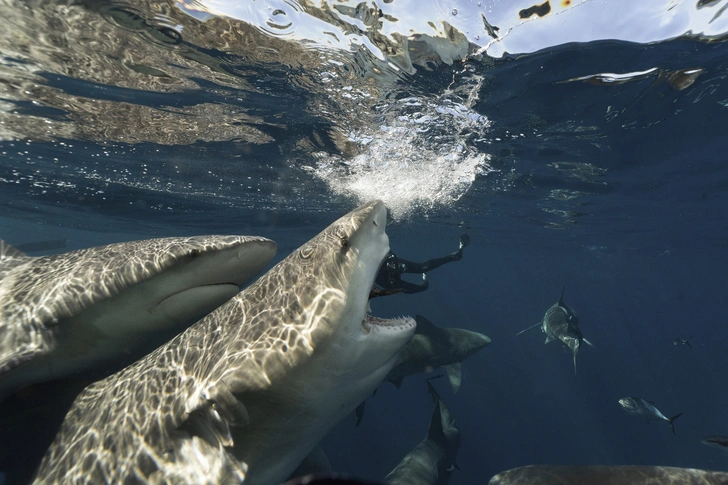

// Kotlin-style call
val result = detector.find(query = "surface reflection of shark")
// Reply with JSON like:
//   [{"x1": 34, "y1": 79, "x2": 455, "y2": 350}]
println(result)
[
  {"x1": 33, "y1": 200, "x2": 416, "y2": 485},
  {"x1": 382, "y1": 379, "x2": 460, "y2": 485},
  {"x1": 517, "y1": 289, "x2": 593, "y2": 374},
  {"x1": 0, "y1": 236, "x2": 276, "y2": 399},
  {"x1": 488, "y1": 465, "x2": 728, "y2": 484}
]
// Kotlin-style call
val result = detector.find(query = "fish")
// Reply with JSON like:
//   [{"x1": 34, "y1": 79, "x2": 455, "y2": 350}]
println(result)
[
  {"x1": 701, "y1": 435, "x2": 728, "y2": 453},
  {"x1": 517, "y1": 288, "x2": 593, "y2": 374},
  {"x1": 0, "y1": 235, "x2": 276, "y2": 398},
  {"x1": 618, "y1": 397, "x2": 683, "y2": 435},
  {"x1": 487, "y1": 465, "x2": 728, "y2": 484},
  {"x1": 386, "y1": 315, "x2": 491, "y2": 393},
  {"x1": 382, "y1": 379, "x2": 460, "y2": 485},
  {"x1": 673, "y1": 336, "x2": 693, "y2": 348},
  {"x1": 32, "y1": 200, "x2": 417, "y2": 485}
]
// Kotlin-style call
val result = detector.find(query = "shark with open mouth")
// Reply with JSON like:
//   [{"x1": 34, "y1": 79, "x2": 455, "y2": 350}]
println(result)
[{"x1": 33, "y1": 200, "x2": 416, "y2": 485}]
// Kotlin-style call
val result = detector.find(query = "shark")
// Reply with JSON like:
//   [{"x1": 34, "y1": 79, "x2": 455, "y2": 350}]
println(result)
[
  {"x1": 0, "y1": 235, "x2": 276, "y2": 398},
  {"x1": 386, "y1": 315, "x2": 491, "y2": 393},
  {"x1": 32, "y1": 200, "x2": 417, "y2": 485},
  {"x1": 517, "y1": 288, "x2": 593, "y2": 374},
  {"x1": 488, "y1": 465, "x2": 728, "y2": 485},
  {"x1": 382, "y1": 379, "x2": 460, "y2": 485}
]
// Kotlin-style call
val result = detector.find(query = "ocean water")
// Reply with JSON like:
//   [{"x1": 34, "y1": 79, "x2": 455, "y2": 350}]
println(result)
[{"x1": 1, "y1": 0, "x2": 728, "y2": 483}]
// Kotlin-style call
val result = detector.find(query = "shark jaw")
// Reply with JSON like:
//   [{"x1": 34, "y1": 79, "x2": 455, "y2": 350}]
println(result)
[{"x1": 232, "y1": 200, "x2": 416, "y2": 485}]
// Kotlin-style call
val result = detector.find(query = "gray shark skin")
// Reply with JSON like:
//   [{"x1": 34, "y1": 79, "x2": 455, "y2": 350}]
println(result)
[
  {"x1": 517, "y1": 289, "x2": 593, "y2": 375},
  {"x1": 32, "y1": 200, "x2": 416, "y2": 485},
  {"x1": 382, "y1": 380, "x2": 460, "y2": 485},
  {"x1": 386, "y1": 315, "x2": 491, "y2": 393},
  {"x1": 0, "y1": 235, "x2": 276, "y2": 397},
  {"x1": 488, "y1": 465, "x2": 728, "y2": 485},
  {"x1": 618, "y1": 397, "x2": 683, "y2": 435}
]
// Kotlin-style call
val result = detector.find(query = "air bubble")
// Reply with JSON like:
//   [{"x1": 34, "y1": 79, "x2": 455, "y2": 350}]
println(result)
[{"x1": 451, "y1": 8, "x2": 458, "y2": 15}]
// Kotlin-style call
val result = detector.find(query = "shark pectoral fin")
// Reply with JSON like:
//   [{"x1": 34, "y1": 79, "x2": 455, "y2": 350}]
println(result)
[
  {"x1": 516, "y1": 321, "x2": 542, "y2": 336},
  {"x1": 443, "y1": 363, "x2": 462, "y2": 394},
  {"x1": 583, "y1": 338, "x2": 595, "y2": 348}
]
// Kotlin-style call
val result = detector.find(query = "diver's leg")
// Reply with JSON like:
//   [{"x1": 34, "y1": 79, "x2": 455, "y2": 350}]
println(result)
[{"x1": 415, "y1": 234, "x2": 471, "y2": 273}]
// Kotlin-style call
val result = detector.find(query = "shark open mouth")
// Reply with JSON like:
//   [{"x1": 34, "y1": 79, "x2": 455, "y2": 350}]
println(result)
[{"x1": 362, "y1": 314, "x2": 416, "y2": 332}]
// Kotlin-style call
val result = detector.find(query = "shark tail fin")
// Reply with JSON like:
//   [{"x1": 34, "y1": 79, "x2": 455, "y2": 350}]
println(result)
[
  {"x1": 668, "y1": 412, "x2": 684, "y2": 435},
  {"x1": 686, "y1": 336, "x2": 693, "y2": 348},
  {"x1": 516, "y1": 321, "x2": 542, "y2": 336}
]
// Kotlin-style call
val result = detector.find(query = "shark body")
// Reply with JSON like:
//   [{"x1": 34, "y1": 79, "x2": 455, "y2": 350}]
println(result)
[
  {"x1": 488, "y1": 465, "x2": 728, "y2": 485},
  {"x1": 386, "y1": 315, "x2": 490, "y2": 393},
  {"x1": 517, "y1": 289, "x2": 593, "y2": 374},
  {"x1": 33, "y1": 200, "x2": 416, "y2": 485},
  {"x1": 0, "y1": 235, "x2": 276, "y2": 397}
]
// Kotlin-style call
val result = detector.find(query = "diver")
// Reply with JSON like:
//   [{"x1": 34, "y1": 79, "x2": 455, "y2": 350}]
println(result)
[{"x1": 373, "y1": 234, "x2": 470, "y2": 295}]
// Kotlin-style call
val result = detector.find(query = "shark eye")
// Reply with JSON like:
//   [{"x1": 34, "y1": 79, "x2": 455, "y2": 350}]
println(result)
[{"x1": 189, "y1": 249, "x2": 200, "y2": 258}]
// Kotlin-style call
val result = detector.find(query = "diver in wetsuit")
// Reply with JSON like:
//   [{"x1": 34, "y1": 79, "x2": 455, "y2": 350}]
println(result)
[{"x1": 374, "y1": 234, "x2": 470, "y2": 295}]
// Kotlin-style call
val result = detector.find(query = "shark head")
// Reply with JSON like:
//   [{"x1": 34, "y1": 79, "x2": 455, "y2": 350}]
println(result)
[
  {"x1": 204, "y1": 199, "x2": 418, "y2": 484},
  {"x1": 0, "y1": 235, "x2": 276, "y2": 396}
]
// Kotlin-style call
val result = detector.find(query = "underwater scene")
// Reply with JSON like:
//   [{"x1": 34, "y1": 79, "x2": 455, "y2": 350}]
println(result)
[{"x1": 1, "y1": 0, "x2": 728, "y2": 484}]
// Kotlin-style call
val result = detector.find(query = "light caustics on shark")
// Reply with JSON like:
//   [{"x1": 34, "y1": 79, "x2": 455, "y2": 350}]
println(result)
[
  {"x1": 488, "y1": 465, "x2": 728, "y2": 485},
  {"x1": 0, "y1": 235, "x2": 276, "y2": 398},
  {"x1": 33, "y1": 200, "x2": 416, "y2": 485}
]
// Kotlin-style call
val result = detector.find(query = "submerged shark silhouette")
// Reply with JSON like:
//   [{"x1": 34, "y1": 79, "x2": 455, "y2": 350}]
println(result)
[{"x1": 517, "y1": 288, "x2": 593, "y2": 374}]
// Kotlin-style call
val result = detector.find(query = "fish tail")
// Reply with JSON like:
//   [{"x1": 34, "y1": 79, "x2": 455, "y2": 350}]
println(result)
[{"x1": 669, "y1": 412, "x2": 684, "y2": 435}]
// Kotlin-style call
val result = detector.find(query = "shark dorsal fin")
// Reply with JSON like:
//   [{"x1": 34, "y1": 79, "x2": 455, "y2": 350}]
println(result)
[
  {"x1": 443, "y1": 362, "x2": 462, "y2": 394},
  {"x1": 559, "y1": 286, "x2": 566, "y2": 306},
  {"x1": 415, "y1": 315, "x2": 439, "y2": 336}
]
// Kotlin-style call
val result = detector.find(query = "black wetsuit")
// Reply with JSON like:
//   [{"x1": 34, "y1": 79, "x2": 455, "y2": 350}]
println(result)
[{"x1": 374, "y1": 235, "x2": 469, "y2": 294}]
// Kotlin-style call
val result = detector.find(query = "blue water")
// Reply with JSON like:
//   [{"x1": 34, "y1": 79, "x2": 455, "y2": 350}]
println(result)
[{"x1": 1, "y1": 0, "x2": 728, "y2": 483}]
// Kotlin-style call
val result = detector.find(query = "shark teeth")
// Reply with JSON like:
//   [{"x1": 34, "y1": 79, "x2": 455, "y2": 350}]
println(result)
[{"x1": 362, "y1": 314, "x2": 416, "y2": 331}]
